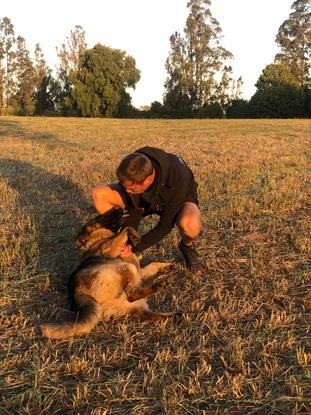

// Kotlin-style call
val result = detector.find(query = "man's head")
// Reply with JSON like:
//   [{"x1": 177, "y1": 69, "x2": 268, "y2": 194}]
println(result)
[{"x1": 116, "y1": 152, "x2": 155, "y2": 194}]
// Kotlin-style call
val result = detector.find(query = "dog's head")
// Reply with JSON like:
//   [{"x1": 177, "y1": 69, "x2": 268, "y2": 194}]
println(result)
[{"x1": 75, "y1": 208, "x2": 141, "y2": 257}]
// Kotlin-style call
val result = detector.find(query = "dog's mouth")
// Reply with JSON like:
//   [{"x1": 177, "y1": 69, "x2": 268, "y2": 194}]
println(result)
[{"x1": 97, "y1": 226, "x2": 140, "y2": 258}]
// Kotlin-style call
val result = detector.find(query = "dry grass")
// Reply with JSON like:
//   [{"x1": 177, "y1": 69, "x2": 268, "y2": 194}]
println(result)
[{"x1": 0, "y1": 116, "x2": 310, "y2": 414}]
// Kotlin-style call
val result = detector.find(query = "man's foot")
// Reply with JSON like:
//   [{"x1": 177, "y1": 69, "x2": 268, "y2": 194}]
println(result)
[{"x1": 178, "y1": 241, "x2": 204, "y2": 273}]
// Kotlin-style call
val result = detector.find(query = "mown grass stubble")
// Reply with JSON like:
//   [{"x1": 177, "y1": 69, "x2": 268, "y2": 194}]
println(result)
[{"x1": 0, "y1": 117, "x2": 310, "y2": 414}]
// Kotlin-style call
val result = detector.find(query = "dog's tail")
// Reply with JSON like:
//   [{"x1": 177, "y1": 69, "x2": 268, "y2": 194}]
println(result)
[{"x1": 40, "y1": 295, "x2": 101, "y2": 339}]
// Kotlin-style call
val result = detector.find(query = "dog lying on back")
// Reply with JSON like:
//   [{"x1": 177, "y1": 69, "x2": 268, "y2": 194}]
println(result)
[{"x1": 40, "y1": 208, "x2": 174, "y2": 339}]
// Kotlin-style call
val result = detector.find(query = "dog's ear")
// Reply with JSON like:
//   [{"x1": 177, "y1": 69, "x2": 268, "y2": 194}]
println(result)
[
  {"x1": 75, "y1": 208, "x2": 138, "y2": 254},
  {"x1": 75, "y1": 227, "x2": 114, "y2": 252},
  {"x1": 94, "y1": 208, "x2": 125, "y2": 232},
  {"x1": 79, "y1": 208, "x2": 125, "y2": 236}
]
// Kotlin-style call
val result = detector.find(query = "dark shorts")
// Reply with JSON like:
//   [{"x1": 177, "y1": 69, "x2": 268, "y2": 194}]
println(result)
[{"x1": 184, "y1": 178, "x2": 199, "y2": 207}]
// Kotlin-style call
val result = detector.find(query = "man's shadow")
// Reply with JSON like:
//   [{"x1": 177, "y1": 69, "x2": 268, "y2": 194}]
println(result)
[{"x1": 0, "y1": 158, "x2": 93, "y2": 282}]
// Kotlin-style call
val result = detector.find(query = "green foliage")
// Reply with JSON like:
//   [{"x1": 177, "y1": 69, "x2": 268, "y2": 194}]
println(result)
[
  {"x1": 249, "y1": 63, "x2": 305, "y2": 118},
  {"x1": 164, "y1": 86, "x2": 193, "y2": 118},
  {"x1": 255, "y1": 63, "x2": 301, "y2": 91},
  {"x1": 196, "y1": 102, "x2": 223, "y2": 118},
  {"x1": 226, "y1": 99, "x2": 250, "y2": 118},
  {"x1": 34, "y1": 75, "x2": 55, "y2": 115},
  {"x1": 150, "y1": 101, "x2": 166, "y2": 118},
  {"x1": 305, "y1": 87, "x2": 311, "y2": 115},
  {"x1": 70, "y1": 43, "x2": 140, "y2": 117},
  {"x1": 113, "y1": 90, "x2": 134, "y2": 118},
  {"x1": 33, "y1": 44, "x2": 53, "y2": 115}
]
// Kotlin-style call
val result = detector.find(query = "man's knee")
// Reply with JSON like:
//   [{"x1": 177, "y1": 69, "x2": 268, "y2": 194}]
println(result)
[
  {"x1": 177, "y1": 204, "x2": 202, "y2": 238},
  {"x1": 179, "y1": 218, "x2": 201, "y2": 238},
  {"x1": 92, "y1": 183, "x2": 125, "y2": 214}
]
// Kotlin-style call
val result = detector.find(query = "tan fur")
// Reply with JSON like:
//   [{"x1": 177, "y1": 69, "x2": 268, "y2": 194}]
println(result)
[{"x1": 41, "y1": 220, "x2": 174, "y2": 340}]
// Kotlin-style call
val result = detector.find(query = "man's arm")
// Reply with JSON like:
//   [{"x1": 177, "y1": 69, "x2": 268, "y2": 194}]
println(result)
[{"x1": 133, "y1": 202, "x2": 183, "y2": 253}]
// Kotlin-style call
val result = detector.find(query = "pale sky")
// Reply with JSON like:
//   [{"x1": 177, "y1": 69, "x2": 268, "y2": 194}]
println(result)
[{"x1": 2, "y1": 0, "x2": 293, "y2": 108}]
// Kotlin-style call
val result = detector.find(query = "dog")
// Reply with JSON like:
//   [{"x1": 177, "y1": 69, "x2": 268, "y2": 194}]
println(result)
[{"x1": 41, "y1": 208, "x2": 174, "y2": 339}]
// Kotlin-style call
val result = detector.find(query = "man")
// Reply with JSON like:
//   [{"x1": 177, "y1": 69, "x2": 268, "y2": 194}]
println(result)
[{"x1": 92, "y1": 146, "x2": 203, "y2": 272}]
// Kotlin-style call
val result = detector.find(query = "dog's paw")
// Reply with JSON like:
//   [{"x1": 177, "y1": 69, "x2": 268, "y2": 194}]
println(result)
[
  {"x1": 157, "y1": 262, "x2": 173, "y2": 270},
  {"x1": 154, "y1": 274, "x2": 173, "y2": 289}
]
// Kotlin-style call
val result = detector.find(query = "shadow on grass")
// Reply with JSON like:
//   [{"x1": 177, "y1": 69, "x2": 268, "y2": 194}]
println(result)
[
  {"x1": 0, "y1": 158, "x2": 93, "y2": 279},
  {"x1": 0, "y1": 117, "x2": 81, "y2": 150}
]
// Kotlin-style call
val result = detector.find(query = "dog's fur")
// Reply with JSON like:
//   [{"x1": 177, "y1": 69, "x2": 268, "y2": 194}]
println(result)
[{"x1": 40, "y1": 209, "x2": 174, "y2": 339}]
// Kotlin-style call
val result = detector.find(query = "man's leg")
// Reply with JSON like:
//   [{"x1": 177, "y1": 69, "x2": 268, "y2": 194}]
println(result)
[
  {"x1": 92, "y1": 184, "x2": 126, "y2": 214},
  {"x1": 176, "y1": 201, "x2": 202, "y2": 244},
  {"x1": 92, "y1": 183, "x2": 143, "y2": 230},
  {"x1": 176, "y1": 202, "x2": 204, "y2": 272}
]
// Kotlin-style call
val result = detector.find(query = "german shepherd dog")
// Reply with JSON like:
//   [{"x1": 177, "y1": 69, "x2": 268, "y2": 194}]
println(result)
[{"x1": 40, "y1": 208, "x2": 174, "y2": 339}]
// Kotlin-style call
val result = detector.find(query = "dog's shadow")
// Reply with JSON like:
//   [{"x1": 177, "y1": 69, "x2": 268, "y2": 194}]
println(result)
[{"x1": 0, "y1": 158, "x2": 92, "y2": 280}]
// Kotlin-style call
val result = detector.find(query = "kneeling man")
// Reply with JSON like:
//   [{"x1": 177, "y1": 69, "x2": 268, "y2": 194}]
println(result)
[{"x1": 92, "y1": 146, "x2": 203, "y2": 272}]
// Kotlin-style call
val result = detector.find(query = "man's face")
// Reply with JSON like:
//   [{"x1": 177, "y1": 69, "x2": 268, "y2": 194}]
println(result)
[{"x1": 122, "y1": 179, "x2": 150, "y2": 194}]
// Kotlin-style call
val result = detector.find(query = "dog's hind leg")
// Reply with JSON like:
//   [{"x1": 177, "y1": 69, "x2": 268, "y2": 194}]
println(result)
[
  {"x1": 141, "y1": 262, "x2": 173, "y2": 279},
  {"x1": 134, "y1": 308, "x2": 176, "y2": 322},
  {"x1": 125, "y1": 276, "x2": 170, "y2": 302}
]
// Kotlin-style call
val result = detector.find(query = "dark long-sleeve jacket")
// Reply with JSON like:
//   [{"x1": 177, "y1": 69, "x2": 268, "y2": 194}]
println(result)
[{"x1": 126, "y1": 147, "x2": 198, "y2": 253}]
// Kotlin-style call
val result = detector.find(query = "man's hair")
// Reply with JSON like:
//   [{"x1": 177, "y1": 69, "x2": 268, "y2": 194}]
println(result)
[{"x1": 116, "y1": 152, "x2": 153, "y2": 183}]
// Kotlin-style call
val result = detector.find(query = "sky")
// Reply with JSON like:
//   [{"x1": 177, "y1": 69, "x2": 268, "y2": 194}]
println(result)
[{"x1": 1, "y1": 0, "x2": 294, "y2": 108}]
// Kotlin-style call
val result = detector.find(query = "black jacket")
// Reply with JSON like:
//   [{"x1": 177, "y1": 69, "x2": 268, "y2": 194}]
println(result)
[{"x1": 128, "y1": 146, "x2": 198, "y2": 252}]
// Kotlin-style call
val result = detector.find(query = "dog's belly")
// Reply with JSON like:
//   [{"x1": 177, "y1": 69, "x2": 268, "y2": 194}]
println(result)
[
  {"x1": 87, "y1": 263, "x2": 142, "y2": 303},
  {"x1": 87, "y1": 270, "x2": 124, "y2": 302}
]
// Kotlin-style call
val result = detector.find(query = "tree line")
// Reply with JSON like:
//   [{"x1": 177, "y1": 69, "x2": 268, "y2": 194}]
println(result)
[{"x1": 0, "y1": 0, "x2": 310, "y2": 118}]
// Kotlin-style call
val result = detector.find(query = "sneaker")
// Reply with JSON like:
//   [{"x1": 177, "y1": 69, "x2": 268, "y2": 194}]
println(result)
[{"x1": 178, "y1": 241, "x2": 204, "y2": 273}]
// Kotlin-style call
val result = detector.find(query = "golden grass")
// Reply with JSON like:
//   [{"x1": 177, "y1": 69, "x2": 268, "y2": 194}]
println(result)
[{"x1": 0, "y1": 116, "x2": 310, "y2": 414}]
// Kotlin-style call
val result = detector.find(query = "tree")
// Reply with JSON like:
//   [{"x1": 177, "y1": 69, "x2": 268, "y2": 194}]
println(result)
[
  {"x1": 11, "y1": 36, "x2": 35, "y2": 115},
  {"x1": 275, "y1": 0, "x2": 311, "y2": 91},
  {"x1": 57, "y1": 25, "x2": 87, "y2": 75},
  {"x1": 196, "y1": 102, "x2": 223, "y2": 118},
  {"x1": 249, "y1": 63, "x2": 305, "y2": 117},
  {"x1": 0, "y1": 27, "x2": 3, "y2": 113},
  {"x1": 215, "y1": 66, "x2": 244, "y2": 115},
  {"x1": 34, "y1": 74, "x2": 57, "y2": 115},
  {"x1": 33, "y1": 43, "x2": 53, "y2": 114},
  {"x1": 164, "y1": 0, "x2": 234, "y2": 117},
  {"x1": 150, "y1": 101, "x2": 165, "y2": 118},
  {"x1": 163, "y1": 31, "x2": 193, "y2": 117},
  {"x1": 0, "y1": 17, "x2": 16, "y2": 112},
  {"x1": 70, "y1": 43, "x2": 140, "y2": 117},
  {"x1": 56, "y1": 25, "x2": 87, "y2": 114},
  {"x1": 226, "y1": 99, "x2": 250, "y2": 118}
]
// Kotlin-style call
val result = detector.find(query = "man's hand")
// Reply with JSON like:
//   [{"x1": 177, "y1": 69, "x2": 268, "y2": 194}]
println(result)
[{"x1": 120, "y1": 244, "x2": 133, "y2": 258}]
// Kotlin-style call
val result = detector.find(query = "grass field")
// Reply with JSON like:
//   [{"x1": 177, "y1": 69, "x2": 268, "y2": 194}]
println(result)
[{"x1": 0, "y1": 116, "x2": 310, "y2": 414}]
